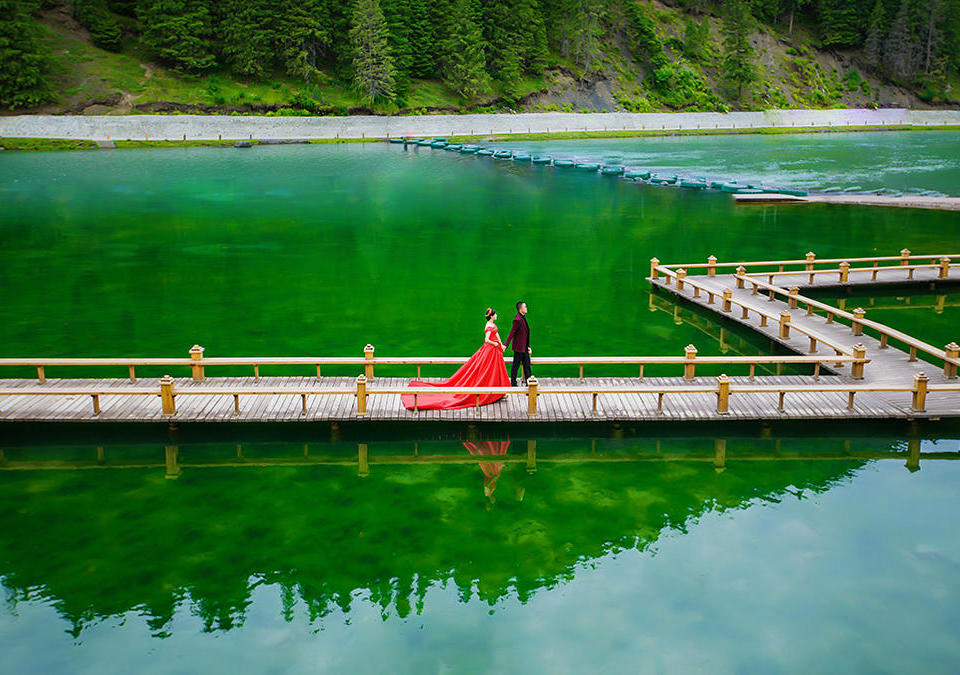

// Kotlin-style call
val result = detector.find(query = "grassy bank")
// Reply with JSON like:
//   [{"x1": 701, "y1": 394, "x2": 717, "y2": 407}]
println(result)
[{"x1": 3, "y1": 125, "x2": 959, "y2": 153}]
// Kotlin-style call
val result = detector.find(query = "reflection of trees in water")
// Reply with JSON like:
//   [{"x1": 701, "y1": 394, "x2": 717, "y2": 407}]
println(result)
[{"x1": 0, "y1": 435, "x2": 936, "y2": 637}]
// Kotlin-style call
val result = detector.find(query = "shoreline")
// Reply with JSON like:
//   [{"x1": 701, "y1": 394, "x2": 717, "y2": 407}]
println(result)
[{"x1": 3, "y1": 123, "x2": 960, "y2": 153}]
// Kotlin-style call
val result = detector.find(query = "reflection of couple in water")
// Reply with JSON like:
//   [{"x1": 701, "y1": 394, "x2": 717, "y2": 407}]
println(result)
[{"x1": 464, "y1": 439, "x2": 510, "y2": 502}]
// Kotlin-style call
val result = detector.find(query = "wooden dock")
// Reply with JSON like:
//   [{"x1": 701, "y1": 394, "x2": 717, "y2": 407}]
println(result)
[
  {"x1": 734, "y1": 192, "x2": 960, "y2": 211},
  {"x1": 0, "y1": 252, "x2": 957, "y2": 425}
]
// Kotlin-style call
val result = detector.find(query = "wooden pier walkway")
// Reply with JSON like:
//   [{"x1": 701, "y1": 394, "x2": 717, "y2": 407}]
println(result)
[{"x1": 0, "y1": 251, "x2": 957, "y2": 425}]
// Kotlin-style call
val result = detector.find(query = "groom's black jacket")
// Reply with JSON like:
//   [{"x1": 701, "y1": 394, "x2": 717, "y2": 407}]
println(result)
[{"x1": 505, "y1": 312, "x2": 530, "y2": 353}]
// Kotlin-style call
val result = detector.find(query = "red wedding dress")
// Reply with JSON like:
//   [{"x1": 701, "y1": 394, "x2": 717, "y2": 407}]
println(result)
[{"x1": 401, "y1": 325, "x2": 510, "y2": 410}]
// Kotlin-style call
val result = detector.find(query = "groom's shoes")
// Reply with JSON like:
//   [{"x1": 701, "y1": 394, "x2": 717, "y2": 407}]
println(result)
[{"x1": 510, "y1": 380, "x2": 517, "y2": 387}]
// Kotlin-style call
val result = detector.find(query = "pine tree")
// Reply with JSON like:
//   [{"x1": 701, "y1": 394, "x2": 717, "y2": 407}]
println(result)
[
  {"x1": 884, "y1": 0, "x2": 917, "y2": 78},
  {"x1": 381, "y1": 0, "x2": 415, "y2": 98},
  {"x1": 864, "y1": 0, "x2": 885, "y2": 65},
  {"x1": 441, "y1": 0, "x2": 487, "y2": 99},
  {"x1": 137, "y1": 0, "x2": 216, "y2": 73},
  {"x1": 721, "y1": 0, "x2": 756, "y2": 99},
  {"x1": 218, "y1": 0, "x2": 282, "y2": 78},
  {"x1": 626, "y1": 1, "x2": 667, "y2": 68},
  {"x1": 0, "y1": 0, "x2": 51, "y2": 109},
  {"x1": 683, "y1": 15, "x2": 710, "y2": 60},
  {"x1": 349, "y1": 0, "x2": 397, "y2": 102},
  {"x1": 570, "y1": 0, "x2": 603, "y2": 74},
  {"x1": 75, "y1": 0, "x2": 123, "y2": 52},
  {"x1": 277, "y1": 0, "x2": 331, "y2": 83},
  {"x1": 944, "y1": 0, "x2": 960, "y2": 69},
  {"x1": 817, "y1": 0, "x2": 865, "y2": 48},
  {"x1": 922, "y1": 0, "x2": 941, "y2": 73}
]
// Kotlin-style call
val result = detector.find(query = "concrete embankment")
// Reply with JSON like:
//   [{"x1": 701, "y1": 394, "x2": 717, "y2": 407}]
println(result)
[{"x1": 1, "y1": 109, "x2": 960, "y2": 142}]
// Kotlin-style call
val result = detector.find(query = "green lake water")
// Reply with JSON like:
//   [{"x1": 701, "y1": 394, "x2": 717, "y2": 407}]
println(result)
[{"x1": 1, "y1": 132, "x2": 959, "y2": 671}]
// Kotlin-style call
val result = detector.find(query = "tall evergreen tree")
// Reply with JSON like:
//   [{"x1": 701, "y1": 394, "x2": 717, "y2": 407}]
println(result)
[
  {"x1": 683, "y1": 14, "x2": 710, "y2": 60},
  {"x1": 381, "y1": 0, "x2": 416, "y2": 97},
  {"x1": 218, "y1": 0, "x2": 281, "y2": 78},
  {"x1": 626, "y1": 0, "x2": 667, "y2": 68},
  {"x1": 570, "y1": 0, "x2": 603, "y2": 74},
  {"x1": 441, "y1": 0, "x2": 487, "y2": 99},
  {"x1": 817, "y1": 0, "x2": 865, "y2": 48},
  {"x1": 0, "y1": 0, "x2": 51, "y2": 109},
  {"x1": 721, "y1": 0, "x2": 756, "y2": 99},
  {"x1": 349, "y1": 0, "x2": 397, "y2": 102},
  {"x1": 864, "y1": 0, "x2": 885, "y2": 65},
  {"x1": 277, "y1": 0, "x2": 330, "y2": 83},
  {"x1": 944, "y1": 0, "x2": 960, "y2": 69},
  {"x1": 884, "y1": 0, "x2": 917, "y2": 77},
  {"x1": 137, "y1": 0, "x2": 215, "y2": 72},
  {"x1": 75, "y1": 0, "x2": 123, "y2": 52}
]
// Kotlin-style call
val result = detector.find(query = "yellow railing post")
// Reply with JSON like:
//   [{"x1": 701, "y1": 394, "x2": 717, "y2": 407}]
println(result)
[
  {"x1": 722, "y1": 289, "x2": 732, "y2": 312},
  {"x1": 684, "y1": 344, "x2": 697, "y2": 381},
  {"x1": 939, "y1": 257, "x2": 951, "y2": 278},
  {"x1": 911, "y1": 372, "x2": 928, "y2": 412},
  {"x1": 735, "y1": 266, "x2": 746, "y2": 288},
  {"x1": 189, "y1": 344, "x2": 205, "y2": 381},
  {"x1": 851, "y1": 344, "x2": 866, "y2": 379},
  {"x1": 707, "y1": 255, "x2": 717, "y2": 276},
  {"x1": 779, "y1": 311, "x2": 791, "y2": 338},
  {"x1": 716, "y1": 374, "x2": 730, "y2": 414},
  {"x1": 364, "y1": 344, "x2": 375, "y2": 380},
  {"x1": 788, "y1": 286, "x2": 799, "y2": 309},
  {"x1": 852, "y1": 308, "x2": 866, "y2": 335},
  {"x1": 900, "y1": 248, "x2": 911, "y2": 265},
  {"x1": 527, "y1": 376, "x2": 539, "y2": 416},
  {"x1": 944, "y1": 342, "x2": 959, "y2": 379},
  {"x1": 676, "y1": 268, "x2": 686, "y2": 290},
  {"x1": 650, "y1": 257, "x2": 660, "y2": 279},
  {"x1": 839, "y1": 261, "x2": 850, "y2": 283},
  {"x1": 805, "y1": 251, "x2": 816, "y2": 271},
  {"x1": 160, "y1": 375, "x2": 176, "y2": 416},
  {"x1": 356, "y1": 374, "x2": 368, "y2": 416}
]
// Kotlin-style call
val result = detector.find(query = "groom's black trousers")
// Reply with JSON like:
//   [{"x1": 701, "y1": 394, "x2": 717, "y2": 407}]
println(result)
[{"x1": 511, "y1": 351, "x2": 532, "y2": 385}]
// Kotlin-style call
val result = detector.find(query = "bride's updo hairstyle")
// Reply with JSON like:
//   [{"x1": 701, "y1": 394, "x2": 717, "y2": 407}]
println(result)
[{"x1": 485, "y1": 307, "x2": 496, "y2": 320}]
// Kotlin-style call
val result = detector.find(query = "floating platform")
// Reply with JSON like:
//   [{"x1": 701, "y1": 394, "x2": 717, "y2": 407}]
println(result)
[{"x1": 734, "y1": 193, "x2": 960, "y2": 211}]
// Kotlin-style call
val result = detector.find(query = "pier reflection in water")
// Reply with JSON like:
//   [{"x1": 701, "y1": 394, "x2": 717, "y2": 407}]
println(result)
[{"x1": 1, "y1": 426, "x2": 959, "y2": 672}]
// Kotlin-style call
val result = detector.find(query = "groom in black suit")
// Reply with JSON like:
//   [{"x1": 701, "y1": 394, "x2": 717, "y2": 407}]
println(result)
[{"x1": 504, "y1": 301, "x2": 532, "y2": 386}]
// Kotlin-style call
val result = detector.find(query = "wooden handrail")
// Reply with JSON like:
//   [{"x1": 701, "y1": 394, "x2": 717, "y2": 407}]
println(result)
[
  {"x1": 743, "y1": 262, "x2": 957, "y2": 278},
  {"x1": 740, "y1": 275, "x2": 960, "y2": 369},
  {"x1": 658, "y1": 253, "x2": 959, "y2": 270},
  {"x1": 655, "y1": 267, "x2": 856, "y2": 356}
]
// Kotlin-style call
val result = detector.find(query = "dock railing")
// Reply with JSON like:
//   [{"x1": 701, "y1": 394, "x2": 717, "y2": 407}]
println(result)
[
  {"x1": 1, "y1": 373, "x2": 957, "y2": 418},
  {"x1": 651, "y1": 250, "x2": 960, "y2": 379}
]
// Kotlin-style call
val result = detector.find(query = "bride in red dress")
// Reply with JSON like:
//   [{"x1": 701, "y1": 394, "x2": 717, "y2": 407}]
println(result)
[{"x1": 401, "y1": 308, "x2": 511, "y2": 410}]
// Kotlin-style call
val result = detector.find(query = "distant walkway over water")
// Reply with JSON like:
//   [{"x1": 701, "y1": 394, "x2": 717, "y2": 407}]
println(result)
[
  {"x1": 2, "y1": 109, "x2": 960, "y2": 142},
  {"x1": 0, "y1": 252, "x2": 957, "y2": 425}
]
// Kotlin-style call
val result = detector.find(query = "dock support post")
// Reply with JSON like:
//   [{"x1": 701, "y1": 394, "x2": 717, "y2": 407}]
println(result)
[
  {"x1": 165, "y1": 445, "x2": 181, "y2": 479},
  {"x1": 900, "y1": 248, "x2": 911, "y2": 266},
  {"x1": 676, "y1": 268, "x2": 686, "y2": 290},
  {"x1": 906, "y1": 438, "x2": 921, "y2": 473},
  {"x1": 944, "y1": 342, "x2": 959, "y2": 379},
  {"x1": 364, "y1": 344, "x2": 375, "y2": 380},
  {"x1": 852, "y1": 308, "x2": 865, "y2": 335},
  {"x1": 716, "y1": 374, "x2": 730, "y2": 414},
  {"x1": 722, "y1": 289, "x2": 732, "y2": 312},
  {"x1": 779, "y1": 311, "x2": 792, "y2": 338},
  {"x1": 851, "y1": 344, "x2": 866, "y2": 379},
  {"x1": 160, "y1": 375, "x2": 176, "y2": 416},
  {"x1": 358, "y1": 443, "x2": 369, "y2": 476},
  {"x1": 707, "y1": 255, "x2": 717, "y2": 276},
  {"x1": 939, "y1": 257, "x2": 950, "y2": 278},
  {"x1": 356, "y1": 375, "x2": 368, "y2": 416},
  {"x1": 650, "y1": 257, "x2": 660, "y2": 279},
  {"x1": 684, "y1": 344, "x2": 697, "y2": 381},
  {"x1": 190, "y1": 344, "x2": 205, "y2": 380},
  {"x1": 839, "y1": 261, "x2": 850, "y2": 283},
  {"x1": 788, "y1": 286, "x2": 799, "y2": 309},
  {"x1": 527, "y1": 376, "x2": 539, "y2": 416},
  {"x1": 911, "y1": 372, "x2": 928, "y2": 412},
  {"x1": 713, "y1": 438, "x2": 726, "y2": 472}
]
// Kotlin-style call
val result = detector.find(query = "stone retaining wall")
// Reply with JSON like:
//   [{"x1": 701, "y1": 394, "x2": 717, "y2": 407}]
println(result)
[{"x1": 1, "y1": 109, "x2": 959, "y2": 141}]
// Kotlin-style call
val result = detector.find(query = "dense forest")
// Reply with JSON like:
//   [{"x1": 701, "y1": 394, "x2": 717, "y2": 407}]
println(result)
[{"x1": 2, "y1": 0, "x2": 959, "y2": 111}]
